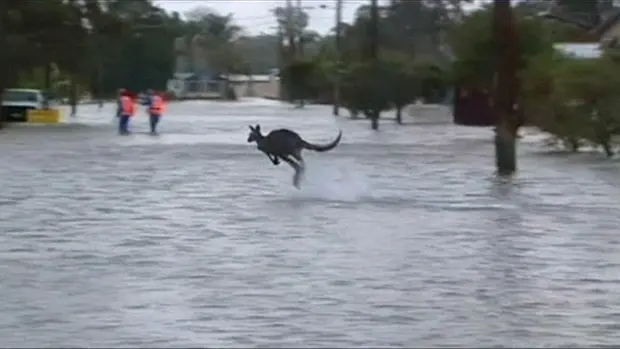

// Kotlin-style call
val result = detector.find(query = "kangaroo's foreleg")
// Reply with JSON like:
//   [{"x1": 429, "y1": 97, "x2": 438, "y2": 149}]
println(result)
[
  {"x1": 263, "y1": 151, "x2": 280, "y2": 165},
  {"x1": 270, "y1": 154, "x2": 280, "y2": 165}
]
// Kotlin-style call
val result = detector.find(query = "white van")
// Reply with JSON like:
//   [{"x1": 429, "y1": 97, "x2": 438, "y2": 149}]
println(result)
[{"x1": 1, "y1": 88, "x2": 47, "y2": 122}]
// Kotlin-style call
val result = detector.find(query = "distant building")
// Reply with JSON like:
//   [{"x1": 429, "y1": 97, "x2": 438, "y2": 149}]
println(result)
[
  {"x1": 167, "y1": 72, "x2": 221, "y2": 100},
  {"x1": 550, "y1": 8, "x2": 620, "y2": 60},
  {"x1": 167, "y1": 34, "x2": 220, "y2": 99},
  {"x1": 554, "y1": 43, "x2": 603, "y2": 58}
]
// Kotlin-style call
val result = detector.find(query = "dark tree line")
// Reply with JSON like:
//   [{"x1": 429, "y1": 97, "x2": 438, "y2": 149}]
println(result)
[{"x1": 0, "y1": 0, "x2": 284, "y2": 111}]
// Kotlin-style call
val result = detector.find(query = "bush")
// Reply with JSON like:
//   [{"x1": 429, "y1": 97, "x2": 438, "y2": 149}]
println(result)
[
  {"x1": 522, "y1": 51, "x2": 620, "y2": 156},
  {"x1": 449, "y1": 6, "x2": 553, "y2": 101},
  {"x1": 413, "y1": 62, "x2": 449, "y2": 104},
  {"x1": 281, "y1": 60, "x2": 316, "y2": 102},
  {"x1": 341, "y1": 61, "x2": 391, "y2": 129},
  {"x1": 382, "y1": 53, "x2": 418, "y2": 123}
]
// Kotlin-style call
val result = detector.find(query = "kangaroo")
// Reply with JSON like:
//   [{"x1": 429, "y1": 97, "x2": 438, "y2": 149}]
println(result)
[{"x1": 247, "y1": 124, "x2": 342, "y2": 188}]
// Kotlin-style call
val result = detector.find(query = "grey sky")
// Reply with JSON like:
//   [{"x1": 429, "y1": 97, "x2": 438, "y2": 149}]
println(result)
[{"x1": 154, "y1": 0, "x2": 373, "y2": 36}]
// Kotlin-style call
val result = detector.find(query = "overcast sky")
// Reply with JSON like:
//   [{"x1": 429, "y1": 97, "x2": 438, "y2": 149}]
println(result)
[
  {"x1": 153, "y1": 0, "x2": 377, "y2": 36},
  {"x1": 154, "y1": 0, "x2": 485, "y2": 36}
]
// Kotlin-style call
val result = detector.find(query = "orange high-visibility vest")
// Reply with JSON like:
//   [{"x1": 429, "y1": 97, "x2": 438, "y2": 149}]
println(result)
[
  {"x1": 149, "y1": 95, "x2": 165, "y2": 115},
  {"x1": 121, "y1": 96, "x2": 135, "y2": 116}
]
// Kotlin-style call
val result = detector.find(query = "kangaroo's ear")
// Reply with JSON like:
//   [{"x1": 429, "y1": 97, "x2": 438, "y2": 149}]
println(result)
[
  {"x1": 255, "y1": 124, "x2": 261, "y2": 131},
  {"x1": 248, "y1": 125, "x2": 255, "y2": 132}
]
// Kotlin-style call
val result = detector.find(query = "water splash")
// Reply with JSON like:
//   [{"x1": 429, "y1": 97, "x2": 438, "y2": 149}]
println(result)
[{"x1": 289, "y1": 159, "x2": 371, "y2": 202}]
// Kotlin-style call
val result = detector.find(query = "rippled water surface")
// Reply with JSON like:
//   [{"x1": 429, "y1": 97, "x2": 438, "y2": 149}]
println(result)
[{"x1": 1, "y1": 99, "x2": 620, "y2": 347}]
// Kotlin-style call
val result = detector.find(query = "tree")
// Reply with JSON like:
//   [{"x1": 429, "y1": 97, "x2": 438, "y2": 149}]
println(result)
[
  {"x1": 385, "y1": 0, "x2": 470, "y2": 59},
  {"x1": 521, "y1": 50, "x2": 588, "y2": 151},
  {"x1": 272, "y1": 5, "x2": 310, "y2": 60},
  {"x1": 340, "y1": 62, "x2": 391, "y2": 121},
  {"x1": 414, "y1": 62, "x2": 450, "y2": 103},
  {"x1": 382, "y1": 53, "x2": 418, "y2": 124},
  {"x1": 0, "y1": 0, "x2": 120, "y2": 123},
  {"x1": 449, "y1": 4, "x2": 552, "y2": 93},
  {"x1": 186, "y1": 6, "x2": 243, "y2": 70},
  {"x1": 282, "y1": 59, "x2": 315, "y2": 106},
  {"x1": 552, "y1": 0, "x2": 610, "y2": 28},
  {"x1": 522, "y1": 51, "x2": 620, "y2": 156}
]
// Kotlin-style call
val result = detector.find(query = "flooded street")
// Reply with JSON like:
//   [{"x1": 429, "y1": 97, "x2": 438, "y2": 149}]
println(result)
[{"x1": 1, "y1": 99, "x2": 619, "y2": 347}]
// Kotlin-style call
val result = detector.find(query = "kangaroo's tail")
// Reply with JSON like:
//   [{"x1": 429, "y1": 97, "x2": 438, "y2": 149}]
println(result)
[{"x1": 302, "y1": 130, "x2": 342, "y2": 152}]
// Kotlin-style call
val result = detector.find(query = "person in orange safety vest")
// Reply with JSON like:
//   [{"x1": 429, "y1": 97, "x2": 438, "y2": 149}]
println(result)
[
  {"x1": 118, "y1": 91, "x2": 135, "y2": 135},
  {"x1": 146, "y1": 89, "x2": 165, "y2": 135}
]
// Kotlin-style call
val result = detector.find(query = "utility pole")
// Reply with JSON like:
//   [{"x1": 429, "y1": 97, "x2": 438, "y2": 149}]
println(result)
[
  {"x1": 285, "y1": 0, "x2": 296, "y2": 60},
  {"x1": 369, "y1": 0, "x2": 379, "y2": 63},
  {"x1": 492, "y1": 0, "x2": 520, "y2": 176},
  {"x1": 368, "y1": 0, "x2": 380, "y2": 130},
  {"x1": 0, "y1": 0, "x2": 6, "y2": 127},
  {"x1": 332, "y1": 0, "x2": 343, "y2": 116},
  {"x1": 277, "y1": 23, "x2": 286, "y2": 100},
  {"x1": 283, "y1": 0, "x2": 296, "y2": 103},
  {"x1": 296, "y1": 0, "x2": 304, "y2": 58}
]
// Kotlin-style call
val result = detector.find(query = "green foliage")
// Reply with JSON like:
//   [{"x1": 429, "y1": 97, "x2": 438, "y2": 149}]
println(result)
[
  {"x1": 308, "y1": 53, "x2": 337, "y2": 103},
  {"x1": 1, "y1": 0, "x2": 256, "y2": 100},
  {"x1": 382, "y1": 53, "x2": 418, "y2": 110},
  {"x1": 340, "y1": 61, "x2": 391, "y2": 120},
  {"x1": 282, "y1": 60, "x2": 316, "y2": 101},
  {"x1": 449, "y1": 6, "x2": 553, "y2": 88},
  {"x1": 522, "y1": 51, "x2": 620, "y2": 156},
  {"x1": 413, "y1": 62, "x2": 450, "y2": 103}
]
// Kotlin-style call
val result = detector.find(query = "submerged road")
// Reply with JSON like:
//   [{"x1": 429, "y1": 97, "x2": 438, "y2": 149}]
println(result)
[{"x1": 1, "y1": 99, "x2": 619, "y2": 347}]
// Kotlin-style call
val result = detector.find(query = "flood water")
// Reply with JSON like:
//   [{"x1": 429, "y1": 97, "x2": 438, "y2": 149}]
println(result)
[{"x1": 1, "y1": 99, "x2": 619, "y2": 347}]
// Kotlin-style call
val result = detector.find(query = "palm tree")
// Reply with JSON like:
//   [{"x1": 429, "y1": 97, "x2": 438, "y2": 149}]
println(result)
[{"x1": 186, "y1": 7, "x2": 244, "y2": 76}]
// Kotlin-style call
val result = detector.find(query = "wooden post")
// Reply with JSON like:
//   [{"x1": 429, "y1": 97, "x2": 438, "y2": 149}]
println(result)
[
  {"x1": 492, "y1": 0, "x2": 520, "y2": 176},
  {"x1": 285, "y1": 0, "x2": 296, "y2": 60},
  {"x1": 369, "y1": 0, "x2": 380, "y2": 130},
  {"x1": 296, "y1": 0, "x2": 304, "y2": 59},
  {"x1": 70, "y1": 78, "x2": 78, "y2": 117},
  {"x1": 277, "y1": 24, "x2": 287, "y2": 101},
  {"x1": 0, "y1": 0, "x2": 7, "y2": 128},
  {"x1": 332, "y1": 0, "x2": 343, "y2": 116},
  {"x1": 296, "y1": 0, "x2": 305, "y2": 107}
]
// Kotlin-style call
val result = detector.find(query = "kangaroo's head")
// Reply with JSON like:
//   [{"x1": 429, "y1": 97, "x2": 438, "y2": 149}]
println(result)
[{"x1": 247, "y1": 124, "x2": 263, "y2": 143}]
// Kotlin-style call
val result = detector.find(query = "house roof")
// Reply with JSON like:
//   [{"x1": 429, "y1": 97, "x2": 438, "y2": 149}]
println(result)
[
  {"x1": 541, "y1": 8, "x2": 620, "y2": 42},
  {"x1": 593, "y1": 9, "x2": 620, "y2": 38}
]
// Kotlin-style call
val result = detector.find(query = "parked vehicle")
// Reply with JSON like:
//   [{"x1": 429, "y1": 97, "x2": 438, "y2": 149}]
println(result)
[{"x1": 1, "y1": 88, "x2": 47, "y2": 122}]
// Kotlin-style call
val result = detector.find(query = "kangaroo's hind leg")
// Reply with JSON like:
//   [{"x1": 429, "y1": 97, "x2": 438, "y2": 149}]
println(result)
[
  {"x1": 290, "y1": 148, "x2": 304, "y2": 167},
  {"x1": 280, "y1": 155, "x2": 303, "y2": 189},
  {"x1": 290, "y1": 148, "x2": 306, "y2": 179}
]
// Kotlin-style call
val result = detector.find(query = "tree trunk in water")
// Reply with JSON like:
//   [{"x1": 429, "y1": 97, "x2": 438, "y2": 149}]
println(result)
[
  {"x1": 602, "y1": 142, "x2": 613, "y2": 157},
  {"x1": 69, "y1": 79, "x2": 78, "y2": 117},
  {"x1": 277, "y1": 27, "x2": 286, "y2": 101},
  {"x1": 0, "y1": 0, "x2": 6, "y2": 129},
  {"x1": 332, "y1": 83, "x2": 340, "y2": 116},
  {"x1": 44, "y1": 62, "x2": 52, "y2": 90},
  {"x1": 492, "y1": 0, "x2": 520, "y2": 176},
  {"x1": 0, "y1": 86, "x2": 4, "y2": 129},
  {"x1": 368, "y1": 0, "x2": 380, "y2": 131},
  {"x1": 395, "y1": 107, "x2": 402, "y2": 124},
  {"x1": 494, "y1": 125, "x2": 516, "y2": 175},
  {"x1": 371, "y1": 111, "x2": 379, "y2": 130},
  {"x1": 43, "y1": 62, "x2": 52, "y2": 109}
]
